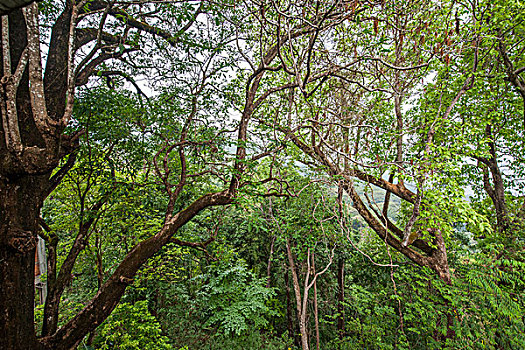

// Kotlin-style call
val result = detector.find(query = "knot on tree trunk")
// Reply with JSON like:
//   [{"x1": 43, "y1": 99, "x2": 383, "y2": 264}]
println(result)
[
  {"x1": 1, "y1": 74, "x2": 13, "y2": 85},
  {"x1": 118, "y1": 276, "x2": 134, "y2": 285},
  {"x1": 8, "y1": 229, "x2": 36, "y2": 253}
]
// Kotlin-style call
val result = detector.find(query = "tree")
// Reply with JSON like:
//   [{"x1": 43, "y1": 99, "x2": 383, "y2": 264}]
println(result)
[
  {"x1": 273, "y1": 186, "x2": 336, "y2": 350},
  {"x1": 0, "y1": 1, "x2": 354, "y2": 348},
  {"x1": 254, "y1": 0, "x2": 457, "y2": 282},
  {"x1": 269, "y1": 1, "x2": 525, "y2": 345}
]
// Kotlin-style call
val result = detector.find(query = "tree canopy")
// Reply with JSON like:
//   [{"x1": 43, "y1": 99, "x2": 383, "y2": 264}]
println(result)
[{"x1": 1, "y1": 0, "x2": 524, "y2": 349}]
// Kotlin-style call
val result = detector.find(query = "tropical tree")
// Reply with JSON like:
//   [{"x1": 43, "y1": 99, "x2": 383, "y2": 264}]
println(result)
[
  {"x1": 249, "y1": 0, "x2": 523, "y2": 342},
  {"x1": 0, "y1": 1, "x2": 355, "y2": 348}
]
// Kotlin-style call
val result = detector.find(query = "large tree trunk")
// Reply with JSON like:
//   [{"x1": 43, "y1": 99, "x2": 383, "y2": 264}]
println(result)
[
  {"x1": 0, "y1": 175, "x2": 49, "y2": 349},
  {"x1": 1, "y1": 7, "x2": 56, "y2": 348},
  {"x1": 0, "y1": 0, "x2": 40, "y2": 16}
]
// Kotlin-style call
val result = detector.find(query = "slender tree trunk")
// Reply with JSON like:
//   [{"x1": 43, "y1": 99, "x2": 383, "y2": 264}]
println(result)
[
  {"x1": 266, "y1": 235, "x2": 275, "y2": 288},
  {"x1": 336, "y1": 258, "x2": 345, "y2": 338},
  {"x1": 299, "y1": 297, "x2": 309, "y2": 350},
  {"x1": 312, "y1": 253, "x2": 320, "y2": 350},
  {"x1": 42, "y1": 193, "x2": 107, "y2": 336},
  {"x1": 95, "y1": 234, "x2": 104, "y2": 289},
  {"x1": 284, "y1": 267, "x2": 295, "y2": 343},
  {"x1": 286, "y1": 239, "x2": 309, "y2": 350},
  {"x1": 482, "y1": 125, "x2": 510, "y2": 234}
]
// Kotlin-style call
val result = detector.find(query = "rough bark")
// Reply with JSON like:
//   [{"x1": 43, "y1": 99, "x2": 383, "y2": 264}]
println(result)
[
  {"x1": 0, "y1": 0, "x2": 40, "y2": 16},
  {"x1": 0, "y1": 175, "x2": 49, "y2": 350},
  {"x1": 1, "y1": 8, "x2": 57, "y2": 349},
  {"x1": 0, "y1": 4, "x2": 236, "y2": 348}
]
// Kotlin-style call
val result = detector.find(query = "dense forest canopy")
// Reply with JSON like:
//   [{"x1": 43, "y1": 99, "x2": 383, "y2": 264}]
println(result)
[{"x1": 0, "y1": 0, "x2": 524, "y2": 349}]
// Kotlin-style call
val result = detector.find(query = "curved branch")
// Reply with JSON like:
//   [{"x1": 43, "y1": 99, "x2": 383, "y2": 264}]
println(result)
[{"x1": 41, "y1": 190, "x2": 233, "y2": 350}]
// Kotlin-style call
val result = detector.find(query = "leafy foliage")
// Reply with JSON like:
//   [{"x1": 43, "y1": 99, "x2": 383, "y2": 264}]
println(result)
[
  {"x1": 30, "y1": 0, "x2": 525, "y2": 349},
  {"x1": 199, "y1": 258, "x2": 277, "y2": 335},
  {"x1": 92, "y1": 301, "x2": 171, "y2": 350}
]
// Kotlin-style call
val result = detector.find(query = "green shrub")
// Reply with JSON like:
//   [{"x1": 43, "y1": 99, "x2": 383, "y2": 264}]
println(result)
[{"x1": 93, "y1": 300, "x2": 170, "y2": 350}]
